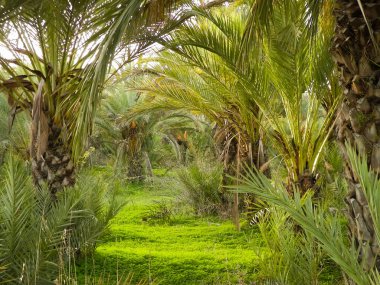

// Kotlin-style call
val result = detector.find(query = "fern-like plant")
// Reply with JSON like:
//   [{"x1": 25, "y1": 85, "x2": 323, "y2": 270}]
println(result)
[
  {"x1": 177, "y1": 161, "x2": 225, "y2": 216},
  {"x1": 235, "y1": 147, "x2": 380, "y2": 284},
  {"x1": 0, "y1": 154, "x2": 123, "y2": 284}
]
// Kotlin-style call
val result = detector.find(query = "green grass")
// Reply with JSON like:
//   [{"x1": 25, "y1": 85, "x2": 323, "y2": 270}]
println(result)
[{"x1": 76, "y1": 176, "x2": 265, "y2": 284}]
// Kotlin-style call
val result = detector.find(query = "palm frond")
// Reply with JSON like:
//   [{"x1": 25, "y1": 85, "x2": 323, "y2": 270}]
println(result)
[
  {"x1": 347, "y1": 145, "x2": 380, "y2": 247},
  {"x1": 236, "y1": 167, "x2": 377, "y2": 285}
]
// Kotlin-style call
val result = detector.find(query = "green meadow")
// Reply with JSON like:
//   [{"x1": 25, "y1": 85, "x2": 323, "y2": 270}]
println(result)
[{"x1": 76, "y1": 174, "x2": 264, "y2": 284}]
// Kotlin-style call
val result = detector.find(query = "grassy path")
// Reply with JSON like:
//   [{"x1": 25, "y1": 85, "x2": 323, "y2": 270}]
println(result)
[{"x1": 77, "y1": 180, "x2": 265, "y2": 284}]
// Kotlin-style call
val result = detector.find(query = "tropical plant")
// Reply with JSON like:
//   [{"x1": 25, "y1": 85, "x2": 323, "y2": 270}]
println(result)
[
  {"x1": 242, "y1": 0, "x2": 380, "y2": 272},
  {"x1": 177, "y1": 160, "x2": 225, "y2": 216},
  {"x1": 236, "y1": 144, "x2": 380, "y2": 284},
  {"x1": 0, "y1": 0, "x2": 190, "y2": 194},
  {"x1": 331, "y1": 0, "x2": 380, "y2": 271},
  {"x1": 257, "y1": 13, "x2": 339, "y2": 194},
  {"x1": 254, "y1": 206, "x2": 332, "y2": 284},
  {"x1": 0, "y1": 154, "x2": 123, "y2": 284},
  {"x1": 131, "y1": 4, "x2": 268, "y2": 181},
  {"x1": 95, "y1": 82, "x2": 199, "y2": 181},
  {"x1": 132, "y1": 1, "x2": 341, "y2": 191}
]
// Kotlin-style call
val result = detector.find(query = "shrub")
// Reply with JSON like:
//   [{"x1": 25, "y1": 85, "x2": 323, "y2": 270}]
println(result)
[
  {"x1": 176, "y1": 161, "x2": 225, "y2": 216},
  {"x1": 0, "y1": 155, "x2": 123, "y2": 284},
  {"x1": 142, "y1": 200, "x2": 173, "y2": 224}
]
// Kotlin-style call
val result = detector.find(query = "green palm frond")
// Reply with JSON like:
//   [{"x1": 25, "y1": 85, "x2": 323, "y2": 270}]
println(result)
[
  {"x1": 239, "y1": 0, "x2": 340, "y2": 188},
  {"x1": 77, "y1": 0, "x2": 191, "y2": 159},
  {"x1": 0, "y1": 0, "x2": 197, "y2": 163},
  {"x1": 131, "y1": 1, "x2": 337, "y2": 189},
  {"x1": 0, "y1": 154, "x2": 122, "y2": 283},
  {"x1": 236, "y1": 167, "x2": 378, "y2": 285},
  {"x1": 95, "y1": 81, "x2": 200, "y2": 170},
  {"x1": 130, "y1": 5, "x2": 264, "y2": 146},
  {"x1": 347, "y1": 146, "x2": 380, "y2": 247},
  {"x1": 241, "y1": 0, "x2": 326, "y2": 61}
]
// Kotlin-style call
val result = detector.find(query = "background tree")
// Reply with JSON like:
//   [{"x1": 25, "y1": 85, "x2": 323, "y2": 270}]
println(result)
[
  {"x1": 95, "y1": 82, "x2": 199, "y2": 181},
  {"x1": 131, "y1": 5, "x2": 267, "y2": 181}
]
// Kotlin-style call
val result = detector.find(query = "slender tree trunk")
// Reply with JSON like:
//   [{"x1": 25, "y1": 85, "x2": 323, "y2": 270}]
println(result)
[
  {"x1": 144, "y1": 151, "x2": 153, "y2": 178},
  {"x1": 332, "y1": 0, "x2": 380, "y2": 271},
  {"x1": 127, "y1": 151, "x2": 144, "y2": 182},
  {"x1": 233, "y1": 134, "x2": 242, "y2": 231},
  {"x1": 121, "y1": 121, "x2": 145, "y2": 182}
]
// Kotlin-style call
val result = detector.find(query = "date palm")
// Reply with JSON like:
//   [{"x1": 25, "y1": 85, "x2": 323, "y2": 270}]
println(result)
[
  {"x1": 0, "y1": 154, "x2": 122, "y2": 284},
  {"x1": 246, "y1": 0, "x2": 340, "y2": 194},
  {"x1": 134, "y1": 1, "x2": 339, "y2": 195},
  {"x1": 331, "y1": 0, "x2": 380, "y2": 271},
  {"x1": 0, "y1": 0, "x2": 186, "y2": 194},
  {"x1": 243, "y1": 0, "x2": 380, "y2": 273},
  {"x1": 132, "y1": 5, "x2": 267, "y2": 182},
  {"x1": 96, "y1": 82, "x2": 198, "y2": 181}
]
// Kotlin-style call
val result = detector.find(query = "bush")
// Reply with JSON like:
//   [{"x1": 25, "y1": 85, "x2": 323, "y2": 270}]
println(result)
[
  {"x1": 142, "y1": 200, "x2": 173, "y2": 224},
  {"x1": 0, "y1": 155, "x2": 123, "y2": 284},
  {"x1": 176, "y1": 161, "x2": 225, "y2": 216}
]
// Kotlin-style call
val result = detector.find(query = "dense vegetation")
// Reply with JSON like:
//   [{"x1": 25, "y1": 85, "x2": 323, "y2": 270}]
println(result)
[{"x1": 0, "y1": 0, "x2": 379, "y2": 284}]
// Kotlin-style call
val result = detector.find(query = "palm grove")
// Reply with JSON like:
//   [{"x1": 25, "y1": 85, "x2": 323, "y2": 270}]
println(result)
[{"x1": 0, "y1": 0, "x2": 379, "y2": 284}]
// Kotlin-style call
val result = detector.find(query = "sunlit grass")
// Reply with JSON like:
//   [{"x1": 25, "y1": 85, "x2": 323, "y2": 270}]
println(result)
[{"x1": 76, "y1": 171, "x2": 265, "y2": 284}]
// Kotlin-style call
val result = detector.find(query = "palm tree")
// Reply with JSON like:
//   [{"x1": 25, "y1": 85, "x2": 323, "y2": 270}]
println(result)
[
  {"x1": 95, "y1": 82, "x2": 198, "y2": 181},
  {"x1": 331, "y1": 0, "x2": 380, "y2": 271},
  {"x1": 242, "y1": 0, "x2": 380, "y2": 272},
  {"x1": 0, "y1": 0, "x2": 188, "y2": 194},
  {"x1": 237, "y1": 148, "x2": 380, "y2": 285},
  {"x1": 128, "y1": 3, "x2": 273, "y2": 229},
  {"x1": 245, "y1": 1, "x2": 340, "y2": 195},
  {"x1": 132, "y1": 1, "x2": 340, "y2": 205},
  {"x1": 131, "y1": 5, "x2": 267, "y2": 181}
]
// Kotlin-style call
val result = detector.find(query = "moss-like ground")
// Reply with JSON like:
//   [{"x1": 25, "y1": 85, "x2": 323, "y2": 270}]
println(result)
[{"x1": 76, "y1": 178, "x2": 265, "y2": 284}]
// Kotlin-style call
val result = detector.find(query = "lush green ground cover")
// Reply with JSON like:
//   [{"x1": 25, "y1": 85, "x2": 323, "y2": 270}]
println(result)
[{"x1": 76, "y1": 174, "x2": 265, "y2": 284}]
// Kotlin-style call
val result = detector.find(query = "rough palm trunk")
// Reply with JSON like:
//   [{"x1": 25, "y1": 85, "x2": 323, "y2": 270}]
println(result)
[
  {"x1": 31, "y1": 120, "x2": 75, "y2": 195},
  {"x1": 127, "y1": 152, "x2": 144, "y2": 182},
  {"x1": 176, "y1": 133, "x2": 189, "y2": 165},
  {"x1": 122, "y1": 121, "x2": 145, "y2": 182},
  {"x1": 332, "y1": 0, "x2": 380, "y2": 271},
  {"x1": 214, "y1": 124, "x2": 269, "y2": 228}
]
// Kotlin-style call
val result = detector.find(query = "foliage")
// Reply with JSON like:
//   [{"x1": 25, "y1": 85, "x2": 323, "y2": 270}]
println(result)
[
  {"x1": 130, "y1": 4, "x2": 267, "y2": 175},
  {"x1": 236, "y1": 150, "x2": 380, "y2": 285},
  {"x1": 0, "y1": 0, "x2": 190, "y2": 161},
  {"x1": 250, "y1": 0, "x2": 339, "y2": 192},
  {"x1": 94, "y1": 83, "x2": 200, "y2": 178},
  {"x1": 0, "y1": 96, "x2": 29, "y2": 163},
  {"x1": 0, "y1": 155, "x2": 123, "y2": 284},
  {"x1": 0, "y1": 1, "x2": 377, "y2": 284},
  {"x1": 253, "y1": 206, "x2": 341, "y2": 284},
  {"x1": 142, "y1": 200, "x2": 174, "y2": 225},
  {"x1": 131, "y1": 1, "x2": 340, "y2": 195},
  {"x1": 176, "y1": 160, "x2": 225, "y2": 216}
]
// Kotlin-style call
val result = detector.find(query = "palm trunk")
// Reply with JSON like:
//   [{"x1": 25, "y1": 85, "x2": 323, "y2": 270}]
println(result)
[
  {"x1": 215, "y1": 124, "x2": 269, "y2": 226},
  {"x1": 127, "y1": 151, "x2": 144, "y2": 182},
  {"x1": 31, "y1": 121, "x2": 75, "y2": 195},
  {"x1": 332, "y1": 0, "x2": 380, "y2": 271},
  {"x1": 122, "y1": 121, "x2": 145, "y2": 182}
]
